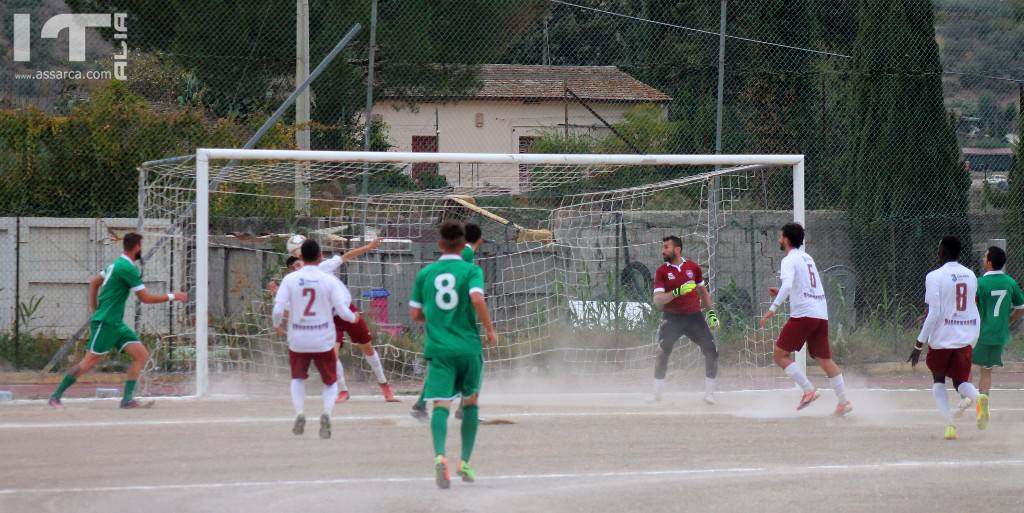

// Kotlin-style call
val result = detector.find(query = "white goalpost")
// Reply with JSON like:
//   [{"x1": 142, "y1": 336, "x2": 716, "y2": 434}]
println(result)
[{"x1": 144, "y1": 150, "x2": 805, "y2": 397}]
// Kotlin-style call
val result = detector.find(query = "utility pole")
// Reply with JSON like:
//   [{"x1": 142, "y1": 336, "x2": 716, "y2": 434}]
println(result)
[
  {"x1": 709, "y1": 0, "x2": 727, "y2": 295},
  {"x1": 295, "y1": 0, "x2": 310, "y2": 213},
  {"x1": 361, "y1": 0, "x2": 378, "y2": 196}
]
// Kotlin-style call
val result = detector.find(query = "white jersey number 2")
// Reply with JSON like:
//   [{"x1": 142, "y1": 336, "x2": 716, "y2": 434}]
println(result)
[{"x1": 435, "y1": 273, "x2": 458, "y2": 310}]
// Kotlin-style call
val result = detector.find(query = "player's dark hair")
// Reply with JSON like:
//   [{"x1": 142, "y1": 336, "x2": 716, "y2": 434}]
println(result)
[
  {"x1": 300, "y1": 239, "x2": 321, "y2": 263},
  {"x1": 781, "y1": 223, "x2": 804, "y2": 248},
  {"x1": 662, "y1": 235, "x2": 682, "y2": 249},
  {"x1": 986, "y1": 246, "x2": 1007, "y2": 270},
  {"x1": 123, "y1": 232, "x2": 143, "y2": 252},
  {"x1": 439, "y1": 221, "x2": 465, "y2": 252},
  {"x1": 285, "y1": 256, "x2": 300, "y2": 268},
  {"x1": 939, "y1": 235, "x2": 961, "y2": 263},
  {"x1": 465, "y1": 223, "x2": 483, "y2": 245}
]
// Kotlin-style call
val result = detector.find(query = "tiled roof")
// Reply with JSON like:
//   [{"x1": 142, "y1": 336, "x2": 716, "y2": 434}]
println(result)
[{"x1": 384, "y1": 64, "x2": 672, "y2": 103}]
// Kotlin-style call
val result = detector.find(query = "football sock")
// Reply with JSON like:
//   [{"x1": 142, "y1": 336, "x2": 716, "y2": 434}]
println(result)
[
  {"x1": 432, "y1": 406, "x2": 450, "y2": 457},
  {"x1": 335, "y1": 360, "x2": 348, "y2": 391},
  {"x1": 829, "y1": 373, "x2": 847, "y2": 403},
  {"x1": 957, "y1": 382, "x2": 980, "y2": 401},
  {"x1": 322, "y1": 382, "x2": 338, "y2": 415},
  {"x1": 460, "y1": 405, "x2": 480, "y2": 463},
  {"x1": 414, "y1": 390, "x2": 427, "y2": 411},
  {"x1": 52, "y1": 374, "x2": 76, "y2": 399},
  {"x1": 704, "y1": 377, "x2": 716, "y2": 396},
  {"x1": 933, "y1": 383, "x2": 952, "y2": 424},
  {"x1": 784, "y1": 362, "x2": 814, "y2": 392},
  {"x1": 290, "y1": 379, "x2": 305, "y2": 415},
  {"x1": 653, "y1": 378, "x2": 665, "y2": 395},
  {"x1": 366, "y1": 350, "x2": 387, "y2": 384},
  {"x1": 122, "y1": 380, "x2": 137, "y2": 402}
]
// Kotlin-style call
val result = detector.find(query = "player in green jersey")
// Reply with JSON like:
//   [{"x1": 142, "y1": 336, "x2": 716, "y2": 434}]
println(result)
[
  {"x1": 48, "y1": 233, "x2": 187, "y2": 409},
  {"x1": 410, "y1": 222, "x2": 496, "y2": 489},
  {"x1": 955, "y1": 247, "x2": 1024, "y2": 426},
  {"x1": 411, "y1": 223, "x2": 483, "y2": 421}
]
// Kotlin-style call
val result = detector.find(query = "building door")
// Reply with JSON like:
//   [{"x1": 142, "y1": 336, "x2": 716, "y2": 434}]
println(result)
[
  {"x1": 518, "y1": 136, "x2": 536, "y2": 192},
  {"x1": 411, "y1": 135, "x2": 438, "y2": 179}
]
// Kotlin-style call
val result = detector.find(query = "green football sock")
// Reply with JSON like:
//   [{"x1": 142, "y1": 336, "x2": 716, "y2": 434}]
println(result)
[
  {"x1": 414, "y1": 389, "x2": 426, "y2": 410},
  {"x1": 460, "y1": 405, "x2": 480, "y2": 463},
  {"x1": 123, "y1": 380, "x2": 137, "y2": 402},
  {"x1": 431, "y1": 406, "x2": 450, "y2": 457},
  {"x1": 52, "y1": 374, "x2": 76, "y2": 399}
]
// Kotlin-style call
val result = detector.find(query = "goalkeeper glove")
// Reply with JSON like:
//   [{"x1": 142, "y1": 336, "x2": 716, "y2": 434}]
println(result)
[
  {"x1": 671, "y1": 281, "x2": 697, "y2": 297},
  {"x1": 705, "y1": 309, "x2": 719, "y2": 329}
]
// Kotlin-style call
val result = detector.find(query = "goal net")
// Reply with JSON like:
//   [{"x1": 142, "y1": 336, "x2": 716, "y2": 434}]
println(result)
[{"x1": 137, "y1": 151, "x2": 803, "y2": 396}]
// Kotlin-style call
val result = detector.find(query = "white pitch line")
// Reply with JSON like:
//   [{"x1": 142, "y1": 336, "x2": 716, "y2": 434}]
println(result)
[
  {"x1": 3, "y1": 459, "x2": 1024, "y2": 496},
  {"x1": 4, "y1": 407, "x2": 1024, "y2": 430}
]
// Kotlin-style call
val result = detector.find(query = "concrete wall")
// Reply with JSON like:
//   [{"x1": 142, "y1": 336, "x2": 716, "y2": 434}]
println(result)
[
  {"x1": 1, "y1": 210, "x2": 1009, "y2": 338},
  {"x1": 0, "y1": 218, "x2": 178, "y2": 338}
]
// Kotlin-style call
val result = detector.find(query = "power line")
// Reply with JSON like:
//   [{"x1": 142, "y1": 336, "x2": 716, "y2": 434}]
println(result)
[
  {"x1": 551, "y1": 0, "x2": 1024, "y2": 85},
  {"x1": 550, "y1": 0, "x2": 852, "y2": 59}
]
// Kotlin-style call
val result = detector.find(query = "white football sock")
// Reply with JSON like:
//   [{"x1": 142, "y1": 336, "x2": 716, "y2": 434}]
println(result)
[
  {"x1": 290, "y1": 379, "x2": 305, "y2": 415},
  {"x1": 957, "y1": 382, "x2": 980, "y2": 401},
  {"x1": 335, "y1": 360, "x2": 348, "y2": 391},
  {"x1": 322, "y1": 382, "x2": 339, "y2": 416},
  {"x1": 829, "y1": 373, "x2": 847, "y2": 403},
  {"x1": 366, "y1": 349, "x2": 387, "y2": 384},
  {"x1": 784, "y1": 362, "x2": 814, "y2": 392},
  {"x1": 704, "y1": 377, "x2": 716, "y2": 396},
  {"x1": 933, "y1": 383, "x2": 952, "y2": 424},
  {"x1": 653, "y1": 378, "x2": 665, "y2": 394}
]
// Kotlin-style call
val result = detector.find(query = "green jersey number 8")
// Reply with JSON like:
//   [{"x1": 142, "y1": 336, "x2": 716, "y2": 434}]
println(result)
[{"x1": 434, "y1": 273, "x2": 458, "y2": 310}]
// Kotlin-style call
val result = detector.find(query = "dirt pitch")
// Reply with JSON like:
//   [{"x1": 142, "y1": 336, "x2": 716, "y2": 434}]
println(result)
[{"x1": 2, "y1": 384, "x2": 1023, "y2": 513}]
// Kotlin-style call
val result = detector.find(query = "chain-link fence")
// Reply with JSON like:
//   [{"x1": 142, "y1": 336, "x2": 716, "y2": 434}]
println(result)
[{"x1": 2, "y1": 0, "x2": 1024, "y2": 383}]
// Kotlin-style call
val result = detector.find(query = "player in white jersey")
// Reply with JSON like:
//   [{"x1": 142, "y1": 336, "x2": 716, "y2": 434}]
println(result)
[
  {"x1": 760, "y1": 223, "x2": 851, "y2": 416},
  {"x1": 907, "y1": 236, "x2": 984, "y2": 440},
  {"x1": 273, "y1": 239, "x2": 358, "y2": 439},
  {"x1": 269, "y1": 237, "x2": 397, "y2": 403}
]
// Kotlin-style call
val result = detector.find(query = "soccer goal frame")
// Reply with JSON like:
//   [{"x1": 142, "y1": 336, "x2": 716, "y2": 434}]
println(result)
[{"x1": 191, "y1": 149, "x2": 806, "y2": 396}]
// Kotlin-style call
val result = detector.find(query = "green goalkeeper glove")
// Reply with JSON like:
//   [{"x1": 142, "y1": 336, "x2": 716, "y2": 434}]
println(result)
[
  {"x1": 671, "y1": 281, "x2": 697, "y2": 297},
  {"x1": 705, "y1": 309, "x2": 720, "y2": 329}
]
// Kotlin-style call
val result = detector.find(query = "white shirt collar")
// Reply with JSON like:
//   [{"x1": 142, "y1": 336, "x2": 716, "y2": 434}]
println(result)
[
  {"x1": 664, "y1": 259, "x2": 685, "y2": 271},
  {"x1": 440, "y1": 254, "x2": 462, "y2": 261},
  {"x1": 120, "y1": 254, "x2": 135, "y2": 264},
  {"x1": 984, "y1": 270, "x2": 1006, "y2": 276}
]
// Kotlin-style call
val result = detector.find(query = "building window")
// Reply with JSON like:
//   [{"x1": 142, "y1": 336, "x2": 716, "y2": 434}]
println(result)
[
  {"x1": 518, "y1": 136, "x2": 537, "y2": 192},
  {"x1": 411, "y1": 135, "x2": 438, "y2": 179}
]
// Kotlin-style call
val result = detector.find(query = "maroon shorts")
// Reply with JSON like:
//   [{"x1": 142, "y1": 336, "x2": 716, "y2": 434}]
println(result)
[
  {"x1": 776, "y1": 317, "x2": 832, "y2": 359},
  {"x1": 289, "y1": 348, "x2": 338, "y2": 385},
  {"x1": 333, "y1": 304, "x2": 371, "y2": 346},
  {"x1": 926, "y1": 346, "x2": 973, "y2": 384}
]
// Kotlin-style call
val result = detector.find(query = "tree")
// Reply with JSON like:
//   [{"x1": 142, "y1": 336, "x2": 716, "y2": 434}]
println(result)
[
  {"x1": 1007, "y1": 107, "x2": 1024, "y2": 273},
  {"x1": 845, "y1": 0, "x2": 971, "y2": 311},
  {"x1": 68, "y1": 1, "x2": 543, "y2": 147}
]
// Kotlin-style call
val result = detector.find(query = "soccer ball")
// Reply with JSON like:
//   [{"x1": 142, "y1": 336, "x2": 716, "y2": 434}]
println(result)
[{"x1": 286, "y1": 234, "x2": 306, "y2": 257}]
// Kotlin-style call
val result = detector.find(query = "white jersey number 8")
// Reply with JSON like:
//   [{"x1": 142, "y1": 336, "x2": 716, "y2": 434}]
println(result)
[{"x1": 435, "y1": 273, "x2": 458, "y2": 310}]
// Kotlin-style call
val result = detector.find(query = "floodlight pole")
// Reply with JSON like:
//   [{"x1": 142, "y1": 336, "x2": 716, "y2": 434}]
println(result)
[
  {"x1": 295, "y1": 0, "x2": 311, "y2": 213},
  {"x1": 709, "y1": 0, "x2": 727, "y2": 296}
]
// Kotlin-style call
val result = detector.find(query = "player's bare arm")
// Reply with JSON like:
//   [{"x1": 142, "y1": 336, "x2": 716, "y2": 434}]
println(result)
[
  {"x1": 341, "y1": 237, "x2": 381, "y2": 264},
  {"x1": 470, "y1": 291, "x2": 497, "y2": 347},
  {"x1": 137, "y1": 288, "x2": 187, "y2": 304},
  {"x1": 88, "y1": 274, "x2": 103, "y2": 312},
  {"x1": 410, "y1": 306, "x2": 425, "y2": 323}
]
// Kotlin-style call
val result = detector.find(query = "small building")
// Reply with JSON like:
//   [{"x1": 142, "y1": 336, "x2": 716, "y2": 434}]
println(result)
[
  {"x1": 963, "y1": 147, "x2": 1015, "y2": 174},
  {"x1": 375, "y1": 64, "x2": 672, "y2": 193}
]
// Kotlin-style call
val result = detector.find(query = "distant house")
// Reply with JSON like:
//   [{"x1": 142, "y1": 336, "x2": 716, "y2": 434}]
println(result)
[
  {"x1": 963, "y1": 147, "x2": 1015, "y2": 174},
  {"x1": 374, "y1": 64, "x2": 672, "y2": 193}
]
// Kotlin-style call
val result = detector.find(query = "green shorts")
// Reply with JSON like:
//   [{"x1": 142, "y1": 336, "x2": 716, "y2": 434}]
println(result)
[
  {"x1": 87, "y1": 321, "x2": 140, "y2": 355},
  {"x1": 972, "y1": 344, "x2": 1005, "y2": 368},
  {"x1": 422, "y1": 353, "x2": 484, "y2": 401}
]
